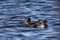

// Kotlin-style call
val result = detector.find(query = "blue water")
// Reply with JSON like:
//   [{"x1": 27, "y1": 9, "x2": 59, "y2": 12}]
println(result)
[{"x1": 0, "y1": 0, "x2": 60, "y2": 40}]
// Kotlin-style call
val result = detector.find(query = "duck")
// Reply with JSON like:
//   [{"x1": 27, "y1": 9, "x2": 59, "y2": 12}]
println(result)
[
  {"x1": 33, "y1": 20, "x2": 48, "y2": 28},
  {"x1": 20, "y1": 17, "x2": 31, "y2": 25},
  {"x1": 33, "y1": 19, "x2": 43, "y2": 28}
]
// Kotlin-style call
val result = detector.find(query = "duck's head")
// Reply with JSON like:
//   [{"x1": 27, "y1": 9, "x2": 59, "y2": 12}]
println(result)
[
  {"x1": 27, "y1": 16, "x2": 31, "y2": 24},
  {"x1": 44, "y1": 20, "x2": 48, "y2": 28},
  {"x1": 44, "y1": 20, "x2": 48, "y2": 24},
  {"x1": 33, "y1": 19, "x2": 42, "y2": 28},
  {"x1": 37, "y1": 19, "x2": 42, "y2": 24}
]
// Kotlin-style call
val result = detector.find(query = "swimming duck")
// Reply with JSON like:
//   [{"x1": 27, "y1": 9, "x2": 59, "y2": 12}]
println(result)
[
  {"x1": 33, "y1": 20, "x2": 48, "y2": 28},
  {"x1": 20, "y1": 17, "x2": 31, "y2": 25},
  {"x1": 33, "y1": 19, "x2": 43, "y2": 28}
]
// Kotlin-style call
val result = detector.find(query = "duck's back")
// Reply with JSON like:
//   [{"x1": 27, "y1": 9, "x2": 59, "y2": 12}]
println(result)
[{"x1": 20, "y1": 21, "x2": 29, "y2": 24}]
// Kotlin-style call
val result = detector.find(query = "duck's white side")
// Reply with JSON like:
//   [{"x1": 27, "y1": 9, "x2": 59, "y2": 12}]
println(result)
[{"x1": 37, "y1": 24, "x2": 45, "y2": 28}]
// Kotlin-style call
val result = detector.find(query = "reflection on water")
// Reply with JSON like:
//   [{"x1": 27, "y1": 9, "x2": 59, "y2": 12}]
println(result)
[{"x1": 0, "y1": 0, "x2": 60, "y2": 40}]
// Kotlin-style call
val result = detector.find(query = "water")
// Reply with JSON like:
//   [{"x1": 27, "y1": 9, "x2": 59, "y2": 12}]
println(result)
[{"x1": 0, "y1": 0, "x2": 60, "y2": 40}]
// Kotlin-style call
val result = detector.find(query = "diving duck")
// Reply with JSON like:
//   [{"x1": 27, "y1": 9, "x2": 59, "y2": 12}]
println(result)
[
  {"x1": 33, "y1": 20, "x2": 48, "y2": 28},
  {"x1": 20, "y1": 17, "x2": 31, "y2": 25}
]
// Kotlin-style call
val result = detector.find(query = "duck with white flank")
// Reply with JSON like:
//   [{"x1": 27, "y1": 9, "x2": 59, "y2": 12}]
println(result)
[{"x1": 33, "y1": 20, "x2": 48, "y2": 28}]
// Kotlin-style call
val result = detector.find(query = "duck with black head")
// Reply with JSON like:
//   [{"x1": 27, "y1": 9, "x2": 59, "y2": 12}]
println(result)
[
  {"x1": 33, "y1": 19, "x2": 48, "y2": 29},
  {"x1": 38, "y1": 20, "x2": 48, "y2": 29}
]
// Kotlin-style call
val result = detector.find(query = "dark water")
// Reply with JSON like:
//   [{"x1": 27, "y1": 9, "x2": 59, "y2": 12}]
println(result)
[{"x1": 0, "y1": 0, "x2": 60, "y2": 40}]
